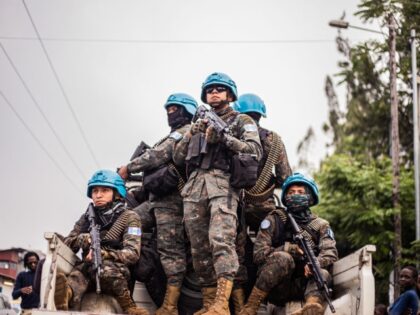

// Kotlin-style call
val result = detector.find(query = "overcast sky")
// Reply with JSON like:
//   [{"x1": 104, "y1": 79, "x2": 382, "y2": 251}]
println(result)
[{"x1": 0, "y1": 0, "x2": 383, "y2": 251}]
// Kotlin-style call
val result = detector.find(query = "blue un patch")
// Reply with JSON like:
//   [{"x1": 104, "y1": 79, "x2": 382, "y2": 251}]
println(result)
[{"x1": 260, "y1": 219, "x2": 271, "y2": 230}]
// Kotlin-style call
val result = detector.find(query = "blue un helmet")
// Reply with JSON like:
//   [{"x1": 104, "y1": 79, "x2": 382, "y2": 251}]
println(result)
[
  {"x1": 164, "y1": 93, "x2": 198, "y2": 116},
  {"x1": 281, "y1": 173, "x2": 319, "y2": 206},
  {"x1": 87, "y1": 169, "x2": 126, "y2": 198},
  {"x1": 233, "y1": 93, "x2": 267, "y2": 117},
  {"x1": 201, "y1": 72, "x2": 238, "y2": 103}
]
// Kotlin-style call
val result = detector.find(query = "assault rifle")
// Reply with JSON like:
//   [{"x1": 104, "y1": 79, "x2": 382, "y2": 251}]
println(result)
[
  {"x1": 87, "y1": 203, "x2": 103, "y2": 294},
  {"x1": 130, "y1": 141, "x2": 151, "y2": 161},
  {"x1": 195, "y1": 105, "x2": 230, "y2": 153},
  {"x1": 285, "y1": 208, "x2": 336, "y2": 313},
  {"x1": 128, "y1": 141, "x2": 151, "y2": 182}
]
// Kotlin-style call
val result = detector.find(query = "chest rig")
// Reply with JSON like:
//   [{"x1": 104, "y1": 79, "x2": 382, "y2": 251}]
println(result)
[
  {"x1": 186, "y1": 110, "x2": 238, "y2": 173},
  {"x1": 271, "y1": 209, "x2": 323, "y2": 255}
]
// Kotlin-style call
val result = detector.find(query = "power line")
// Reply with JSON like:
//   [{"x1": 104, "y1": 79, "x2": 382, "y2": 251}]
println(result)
[
  {"x1": 22, "y1": 0, "x2": 100, "y2": 168},
  {"x1": 0, "y1": 36, "x2": 336, "y2": 44},
  {"x1": 0, "y1": 89, "x2": 82, "y2": 194},
  {"x1": 0, "y1": 42, "x2": 87, "y2": 182}
]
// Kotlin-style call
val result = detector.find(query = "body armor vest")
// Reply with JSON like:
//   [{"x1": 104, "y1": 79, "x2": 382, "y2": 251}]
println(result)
[
  {"x1": 186, "y1": 111, "x2": 239, "y2": 173},
  {"x1": 271, "y1": 210, "x2": 321, "y2": 256}
]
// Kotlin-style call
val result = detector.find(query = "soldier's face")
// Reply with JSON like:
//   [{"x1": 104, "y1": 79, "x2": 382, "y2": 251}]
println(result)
[
  {"x1": 205, "y1": 85, "x2": 232, "y2": 108},
  {"x1": 286, "y1": 184, "x2": 306, "y2": 196},
  {"x1": 166, "y1": 105, "x2": 178, "y2": 114},
  {"x1": 92, "y1": 186, "x2": 114, "y2": 207}
]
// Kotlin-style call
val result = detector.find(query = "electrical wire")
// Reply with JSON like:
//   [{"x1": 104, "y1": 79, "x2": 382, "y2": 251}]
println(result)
[
  {"x1": 0, "y1": 89, "x2": 83, "y2": 194},
  {"x1": 22, "y1": 0, "x2": 100, "y2": 168},
  {"x1": 0, "y1": 42, "x2": 87, "y2": 182},
  {"x1": 0, "y1": 36, "x2": 336, "y2": 44}
]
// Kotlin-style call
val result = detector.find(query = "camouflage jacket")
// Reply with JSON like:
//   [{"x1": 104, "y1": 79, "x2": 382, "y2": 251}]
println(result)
[
  {"x1": 127, "y1": 124, "x2": 189, "y2": 206},
  {"x1": 253, "y1": 208, "x2": 338, "y2": 269},
  {"x1": 127, "y1": 124, "x2": 190, "y2": 174},
  {"x1": 64, "y1": 202, "x2": 141, "y2": 266},
  {"x1": 173, "y1": 108, "x2": 262, "y2": 168}
]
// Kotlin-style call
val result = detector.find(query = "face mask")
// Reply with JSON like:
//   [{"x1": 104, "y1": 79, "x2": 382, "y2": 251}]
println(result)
[
  {"x1": 284, "y1": 194, "x2": 311, "y2": 212},
  {"x1": 167, "y1": 107, "x2": 190, "y2": 129}
]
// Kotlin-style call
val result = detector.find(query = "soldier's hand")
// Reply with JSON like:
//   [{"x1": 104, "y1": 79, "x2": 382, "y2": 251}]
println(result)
[
  {"x1": 190, "y1": 119, "x2": 207, "y2": 135},
  {"x1": 118, "y1": 165, "x2": 129, "y2": 180},
  {"x1": 205, "y1": 125, "x2": 223, "y2": 144},
  {"x1": 284, "y1": 242, "x2": 304, "y2": 258},
  {"x1": 85, "y1": 249, "x2": 93, "y2": 263},
  {"x1": 304, "y1": 264, "x2": 313, "y2": 278},
  {"x1": 76, "y1": 233, "x2": 91, "y2": 251},
  {"x1": 101, "y1": 250, "x2": 111, "y2": 260}
]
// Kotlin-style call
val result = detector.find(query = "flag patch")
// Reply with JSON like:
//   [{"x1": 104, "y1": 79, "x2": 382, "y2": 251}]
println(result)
[{"x1": 128, "y1": 227, "x2": 142, "y2": 236}]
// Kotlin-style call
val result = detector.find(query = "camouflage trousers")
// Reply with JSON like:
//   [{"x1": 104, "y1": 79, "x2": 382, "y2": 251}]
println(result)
[
  {"x1": 68, "y1": 260, "x2": 131, "y2": 308},
  {"x1": 255, "y1": 251, "x2": 331, "y2": 306},
  {"x1": 234, "y1": 219, "x2": 248, "y2": 287},
  {"x1": 183, "y1": 191, "x2": 239, "y2": 286},
  {"x1": 134, "y1": 200, "x2": 186, "y2": 287}
]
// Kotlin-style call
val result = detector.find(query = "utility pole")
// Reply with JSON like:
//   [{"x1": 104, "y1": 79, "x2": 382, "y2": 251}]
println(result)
[
  {"x1": 388, "y1": 13, "x2": 401, "y2": 300},
  {"x1": 411, "y1": 29, "x2": 420, "y2": 267}
]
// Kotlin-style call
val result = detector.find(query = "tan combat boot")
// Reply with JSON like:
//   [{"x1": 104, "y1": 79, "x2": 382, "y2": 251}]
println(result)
[
  {"x1": 231, "y1": 287, "x2": 245, "y2": 315},
  {"x1": 54, "y1": 273, "x2": 73, "y2": 310},
  {"x1": 238, "y1": 286, "x2": 268, "y2": 315},
  {"x1": 155, "y1": 285, "x2": 181, "y2": 315},
  {"x1": 194, "y1": 287, "x2": 217, "y2": 315},
  {"x1": 116, "y1": 289, "x2": 150, "y2": 315},
  {"x1": 291, "y1": 296, "x2": 325, "y2": 315},
  {"x1": 202, "y1": 277, "x2": 234, "y2": 315}
]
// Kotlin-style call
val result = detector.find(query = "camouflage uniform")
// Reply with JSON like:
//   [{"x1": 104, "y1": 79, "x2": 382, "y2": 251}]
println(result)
[
  {"x1": 253, "y1": 208, "x2": 338, "y2": 306},
  {"x1": 128, "y1": 124, "x2": 189, "y2": 287},
  {"x1": 64, "y1": 202, "x2": 141, "y2": 307},
  {"x1": 243, "y1": 127, "x2": 292, "y2": 232},
  {"x1": 174, "y1": 107, "x2": 262, "y2": 286},
  {"x1": 234, "y1": 127, "x2": 292, "y2": 287}
]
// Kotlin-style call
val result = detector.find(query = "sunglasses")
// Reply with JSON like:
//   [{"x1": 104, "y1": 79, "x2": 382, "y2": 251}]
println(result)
[
  {"x1": 205, "y1": 86, "x2": 228, "y2": 94},
  {"x1": 28, "y1": 261, "x2": 38, "y2": 265}
]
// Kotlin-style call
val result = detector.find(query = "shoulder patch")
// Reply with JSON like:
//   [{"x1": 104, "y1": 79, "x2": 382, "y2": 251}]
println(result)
[
  {"x1": 128, "y1": 226, "x2": 142, "y2": 236},
  {"x1": 326, "y1": 228, "x2": 335, "y2": 240},
  {"x1": 244, "y1": 124, "x2": 258, "y2": 132},
  {"x1": 169, "y1": 131, "x2": 183, "y2": 141},
  {"x1": 260, "y1": 219, "x2": 271, "y2": 230}
]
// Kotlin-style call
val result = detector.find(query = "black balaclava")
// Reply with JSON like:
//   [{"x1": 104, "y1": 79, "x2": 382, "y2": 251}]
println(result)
[
  {"x1": 167, "y1": 106, "x2": 192, "y2": 131},
  {"x1": 284, "y1": 186, "x2": 314, "y2": 223}
]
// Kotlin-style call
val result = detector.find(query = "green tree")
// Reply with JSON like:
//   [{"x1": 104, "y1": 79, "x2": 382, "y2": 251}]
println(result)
[{"x1": 312, "y1": 0, "x2": 420, "y2": 303}]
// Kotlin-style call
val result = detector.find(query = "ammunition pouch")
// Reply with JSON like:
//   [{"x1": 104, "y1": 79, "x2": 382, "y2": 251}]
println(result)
[
  {"x1": 143, "y1": 165, "x2": 179, "y2": 196},
  {"x1": 230, "y1": 153, "x2": 259, "y2": 189}
]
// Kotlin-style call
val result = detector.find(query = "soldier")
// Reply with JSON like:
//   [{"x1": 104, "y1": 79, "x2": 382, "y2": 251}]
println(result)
[
  {"x1": 54, "y1": 170, "x2": 148, "y2": 315},
  {"x1": 239, "y1": 173, "x2": 338, "y2": 315},
  {"x1": 173, "y1": 72, "x2": 262, "y2": 315},
  {"x1": 233, "y1": 93, "x2": 292, "y2": 231},
  {"x1": 231, "y1": 94, "x2": 292, "y2": 313},
  {"x1": 118, "y1": 93, "x2": 198, "y2": 315}
]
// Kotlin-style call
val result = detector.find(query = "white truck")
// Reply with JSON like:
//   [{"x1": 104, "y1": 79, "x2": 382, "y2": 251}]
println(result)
[{"x1": 33, "y1": 232, "x2": 376, "y2": 315}]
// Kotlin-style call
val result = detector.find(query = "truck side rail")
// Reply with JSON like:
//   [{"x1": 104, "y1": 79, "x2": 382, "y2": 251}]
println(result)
[
  {"x1": 39, "y1": 232, "x2": 80, "y2": 310},
  {"x1": 325, "y1": 244, "x2": 376, "y2": 315}
]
